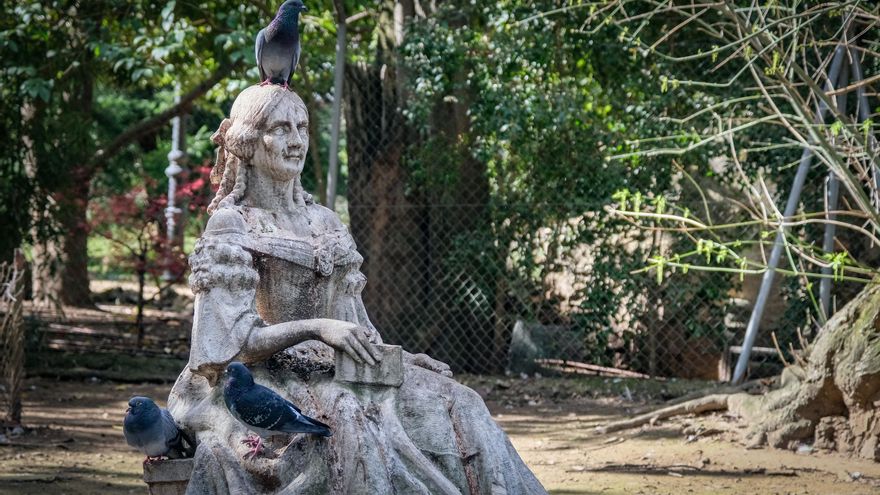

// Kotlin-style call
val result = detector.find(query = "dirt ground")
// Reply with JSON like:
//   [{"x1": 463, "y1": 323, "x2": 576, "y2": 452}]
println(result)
[
  {"x1": 2, "y1": 374, "x2": 879, "y2": 495},
  {"x1": 4, "y1": 288, "x2": 877, "y2": 494}
]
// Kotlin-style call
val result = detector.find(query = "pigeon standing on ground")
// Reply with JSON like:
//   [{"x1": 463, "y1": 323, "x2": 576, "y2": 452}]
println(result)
[
  {"x1": 255, "y1": 0, "x2": 308, "y2": 89},
  {"x1": 123, "y1": 396, "x2": 193, "y2": 464},
  {"x1": 223, "y1": 362, "x2": 331, "y2": 459}
]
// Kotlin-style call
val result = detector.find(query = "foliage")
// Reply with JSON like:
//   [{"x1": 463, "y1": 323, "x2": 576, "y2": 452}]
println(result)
[
  {"x1": 0, "y1": 0, "x2": 358, "y2": 298},
  {"x1": 399, "y1": 1, "x2": 737, "y2": 370},
  {"x1": 604, "y1": 1, "x2": 880, "y2": 340},
  {"x1": 89, "y1": 165, "x2": 213, "y2": 343}
]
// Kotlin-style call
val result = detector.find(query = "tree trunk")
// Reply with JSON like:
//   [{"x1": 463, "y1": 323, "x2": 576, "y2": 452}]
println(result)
[
  {"x1": 729, "y1": 280, "x2": 880, "y2": 460},
  {"x1": 344, "y1": 62, "x2": 428, "y2": 351},
  {"x1": 57, "y1": 166, "x2": 94, "y2": 307},
  {"x1": 343, "y1": 5, "x2": 494, "y2": 371},
  {"x1": 30, "y1": 64, "x2": 95, "y2": 308},
  {"x1": 136, "y1": 260, "x2": 146, "y2": 348}
]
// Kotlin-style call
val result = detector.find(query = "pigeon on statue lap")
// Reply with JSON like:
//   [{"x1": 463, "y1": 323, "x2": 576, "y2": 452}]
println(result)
[
  {"x1": 223, "y1": 362, "x2": 331, "y2": 459},
  {"x1": 255, "y1": 0, "x2": 307, "y2": 89}
]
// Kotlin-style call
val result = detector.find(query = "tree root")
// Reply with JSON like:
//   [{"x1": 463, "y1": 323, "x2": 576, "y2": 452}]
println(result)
[
  {"x1": 597, "y1": 280, "x2": 880, "y2": 462},
  {"x1": 595, "y1": 393, "x2": 735, "y2": 434},
  {"x1": 596, "y1": 378, "x2": 774, "y2": 434}
]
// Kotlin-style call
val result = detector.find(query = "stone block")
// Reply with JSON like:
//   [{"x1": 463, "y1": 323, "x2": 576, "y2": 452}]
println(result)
[
  {"x1": 143, "y1": 458, "x2": 193, "y2": 495},
  {"x1": 334, "y1": 343, "x2": 403, "y2": 387},
  {"x1": 507, "y1": 319, "x2": 585, "y2": 374}
]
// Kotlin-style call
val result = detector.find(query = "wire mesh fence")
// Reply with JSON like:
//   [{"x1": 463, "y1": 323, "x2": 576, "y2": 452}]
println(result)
[
  {"x1": 0, "y1": 249, "x2": 26, "y2": 425},
  {"x1": 334, "y1": 60, "x2": 838, "y2": 381},
  {"x1": 346, "y1": 197, "x2": 817, "y2": 380}
]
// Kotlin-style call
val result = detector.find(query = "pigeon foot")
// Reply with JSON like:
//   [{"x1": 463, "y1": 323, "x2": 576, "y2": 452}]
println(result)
[
  {"x1": 282, "y1": 82, "x2": 290, "y2": 91},
  {"x1": 259, "y1": 79, "x2": 272, "y2": 87},
  {"x1": 241, "y1": 434, "x2": 264, "y2": 459},
  {"x1": 143, "y1": 456, "x2": 165, "y2": 465}
]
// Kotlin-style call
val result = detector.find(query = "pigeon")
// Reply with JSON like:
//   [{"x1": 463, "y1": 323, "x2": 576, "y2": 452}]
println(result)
[
  {"x1": 255, "y1": 0, "x2": 308, "y2": 89},
  {"x1": 123, "y1": 396, "x2": 193, "y2": 464},
  {"x1": 223, "y1": 362, "x2": 331, "y2": 459}
]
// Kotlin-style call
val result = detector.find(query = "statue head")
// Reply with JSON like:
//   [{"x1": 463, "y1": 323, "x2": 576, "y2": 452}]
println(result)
[{"x1": 208, "y1": 86, "x2": 309, "y2": 214}]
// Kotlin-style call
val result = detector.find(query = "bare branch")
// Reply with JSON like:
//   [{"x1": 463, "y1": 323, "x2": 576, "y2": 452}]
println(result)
[{"x1": 90, "y1": 61, "x2": 240, "y2": 171}]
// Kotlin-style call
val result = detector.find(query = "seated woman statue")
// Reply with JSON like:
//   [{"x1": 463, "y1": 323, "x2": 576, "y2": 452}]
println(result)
[{"x1": 168, "y1": 85, "x2": 546, "y2": 494}]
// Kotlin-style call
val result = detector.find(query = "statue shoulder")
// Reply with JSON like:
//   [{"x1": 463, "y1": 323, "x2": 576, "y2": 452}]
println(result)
[
  {"x1": 308, "y1": 203, "x2": 349, "y2": 233},
  {"x1": 204, "y1": 206, "x2": 248, "y2": 236},
  {"x1": 190, "y1": 207, "x2": 258, "y2": 293}
]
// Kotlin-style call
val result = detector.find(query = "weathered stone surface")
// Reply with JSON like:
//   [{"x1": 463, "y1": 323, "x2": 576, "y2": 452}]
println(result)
[
  {"x1": 335, "y1": 343, "x2": 403, "y2": 387},
  {"x1": 166, "y1": 85, "x2": 547, "y2": 494},
  {"x1": 143, "y1": 458, "x2": 193, "y2": 495}
]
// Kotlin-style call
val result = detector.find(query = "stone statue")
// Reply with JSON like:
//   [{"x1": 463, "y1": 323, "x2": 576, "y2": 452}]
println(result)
[{"x1": 167, "y1": 85, "x2": 547, "y2": 494}]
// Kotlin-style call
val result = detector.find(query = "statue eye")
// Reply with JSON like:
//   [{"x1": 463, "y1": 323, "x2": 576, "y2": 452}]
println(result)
[{"x1": 272, "y1": 127, "x2": 287, "y2": 136}]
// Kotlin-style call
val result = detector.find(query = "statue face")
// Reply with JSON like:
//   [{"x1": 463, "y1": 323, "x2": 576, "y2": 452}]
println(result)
[{"x1": 251, "y1": 99, "x2": 309, "y2": 181}]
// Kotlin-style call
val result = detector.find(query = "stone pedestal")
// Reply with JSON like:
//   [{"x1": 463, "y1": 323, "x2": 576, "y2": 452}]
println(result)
[{"x1": 143, "y1": 458, "x2": 193, "y2": 495}]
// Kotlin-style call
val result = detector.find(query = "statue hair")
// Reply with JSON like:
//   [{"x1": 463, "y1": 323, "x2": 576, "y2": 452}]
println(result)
[{"x1": 207, "y1": 86, "x2": 308, "y2": 214}]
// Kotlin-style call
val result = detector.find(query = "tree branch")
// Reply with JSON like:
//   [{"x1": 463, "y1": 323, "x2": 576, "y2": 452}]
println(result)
[{"x1": 89, "y1": 61, "x2": 240, "y2": 170}]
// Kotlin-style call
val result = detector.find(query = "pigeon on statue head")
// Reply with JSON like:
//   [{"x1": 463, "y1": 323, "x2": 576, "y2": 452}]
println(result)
[
  {"x1": 123, "y1": 396, "x2": 194, "y2": 464},
  {"x1": 255, "y1": 0, "x2": 308, "y2": 90},
  {"x1": 223, "y1": 362, "x2": 331, "y2": 459}
]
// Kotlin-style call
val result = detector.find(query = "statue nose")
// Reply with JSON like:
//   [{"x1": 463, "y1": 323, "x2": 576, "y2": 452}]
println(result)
[{"x1": 288, "y1": 132, "x2": 304, "y2": 149}]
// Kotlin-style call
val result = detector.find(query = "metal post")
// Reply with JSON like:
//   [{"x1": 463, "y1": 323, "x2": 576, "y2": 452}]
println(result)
[
  {"x1": 325, "y1": 13, "x2": 346, "y2": 211},
  {"x1": 731, "y1": 43, "x2": 848, "y2": 384},
  {"x1": 850, "y1": 47, "x2": 880, "y2": 201},
  {"x1": 819, "y1": 57, "x2": 851, "y2": 319},
  {"x1": 163, "y1": 84, "x2": 185, "y2": 281}
]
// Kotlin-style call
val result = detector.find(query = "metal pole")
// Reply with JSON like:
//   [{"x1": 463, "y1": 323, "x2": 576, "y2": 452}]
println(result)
[
  {"x1": 819, "y1": 58, "x2": 851, "y2": 319},
  {"x1": 850, "y1": 47, "x2": 880, "y2": 201},
  {"x1": 325, "y1": 13, "x2": 346, "y2": 211},
  {"x1": 163, "y1": 83, "x2": 185, "y2": 281},
  {"x1": 731, "y1": 43, "x2": 848, "y2": 384}
]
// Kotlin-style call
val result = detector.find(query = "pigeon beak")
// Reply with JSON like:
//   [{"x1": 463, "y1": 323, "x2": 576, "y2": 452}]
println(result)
[
  {"x1": 301, "y1": 6, "x2": 308, "y2": 12},
  {"x1": 125, "y1": 407, "x2": 131, "y2": 413}
]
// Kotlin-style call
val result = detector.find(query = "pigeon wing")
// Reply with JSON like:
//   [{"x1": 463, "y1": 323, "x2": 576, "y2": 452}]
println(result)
[
  {"x1": 233, "y1": 384, "x2": 297, "y2": 431},
  {"x1": 161, "y1": 409, "x2": 184, "y2": 456},
  {"x1": 236, "y1": 384, "x2": 330, "y2": 436},
  {"x1": 255, "y1": 28, "x2": 267, "y2": 82}
]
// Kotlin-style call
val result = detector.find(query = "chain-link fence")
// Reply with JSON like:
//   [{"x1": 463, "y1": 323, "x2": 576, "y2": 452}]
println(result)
[
  {"x1": 348, "y1": 198, "x2": 809, "y2": 379},
  {"x1": 0, "y1": 250, "x2": 26, "y2": 426},
  {"x1": 338, "y1": 63, "x2": 844, "y2": 380}
]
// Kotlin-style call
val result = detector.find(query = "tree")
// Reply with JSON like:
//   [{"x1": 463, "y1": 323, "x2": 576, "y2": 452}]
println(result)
[
  {"x1": 599, "y1": 1, "x2": 880, "y2": 458},
  {"x1": 0, "y1": 0, "x2": 343, "y2": 306}
]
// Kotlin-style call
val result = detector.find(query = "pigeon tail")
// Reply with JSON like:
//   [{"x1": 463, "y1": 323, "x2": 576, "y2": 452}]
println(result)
[{"x1": 284, "y1": 413, "x2": 332, "y2": 437}]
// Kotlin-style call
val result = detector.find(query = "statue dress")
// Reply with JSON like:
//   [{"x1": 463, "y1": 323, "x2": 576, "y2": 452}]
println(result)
[{"x1": 167, "y1": 85, "x2": 546, "y2": 494}]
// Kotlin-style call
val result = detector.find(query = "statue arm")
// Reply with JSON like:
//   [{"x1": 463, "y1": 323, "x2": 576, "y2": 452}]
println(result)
[{"x1": 239, "y1": 318, "x2": 379, "y2": 366}]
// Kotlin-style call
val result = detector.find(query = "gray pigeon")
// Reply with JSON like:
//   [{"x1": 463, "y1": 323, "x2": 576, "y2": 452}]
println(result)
[
  {"x1": 255, "y1": 0, "x2": 308, "y2": 89},
  {"x1": 123, "y1": 396, "x2": 193, "y2": 464},
  {"x1": 223, "y1": 362, "x2": 331, "y2": 459}
]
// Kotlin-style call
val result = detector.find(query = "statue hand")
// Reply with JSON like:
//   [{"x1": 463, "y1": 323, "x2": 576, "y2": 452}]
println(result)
[
  {"x1": 406, "y1": 353, "x2": 453, "y2": 378},
  {"x1": 319, "y1": 324, "x2": 381, "y2": 366}
]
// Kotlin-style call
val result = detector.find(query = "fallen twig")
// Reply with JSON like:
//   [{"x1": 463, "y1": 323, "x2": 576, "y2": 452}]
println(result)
[
  {"x1": 595, "y1": 394, "x2": 731, "y2": 434},
  {"x1": 535, "y1": 359, "x2": 654, "y2": 379}
]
